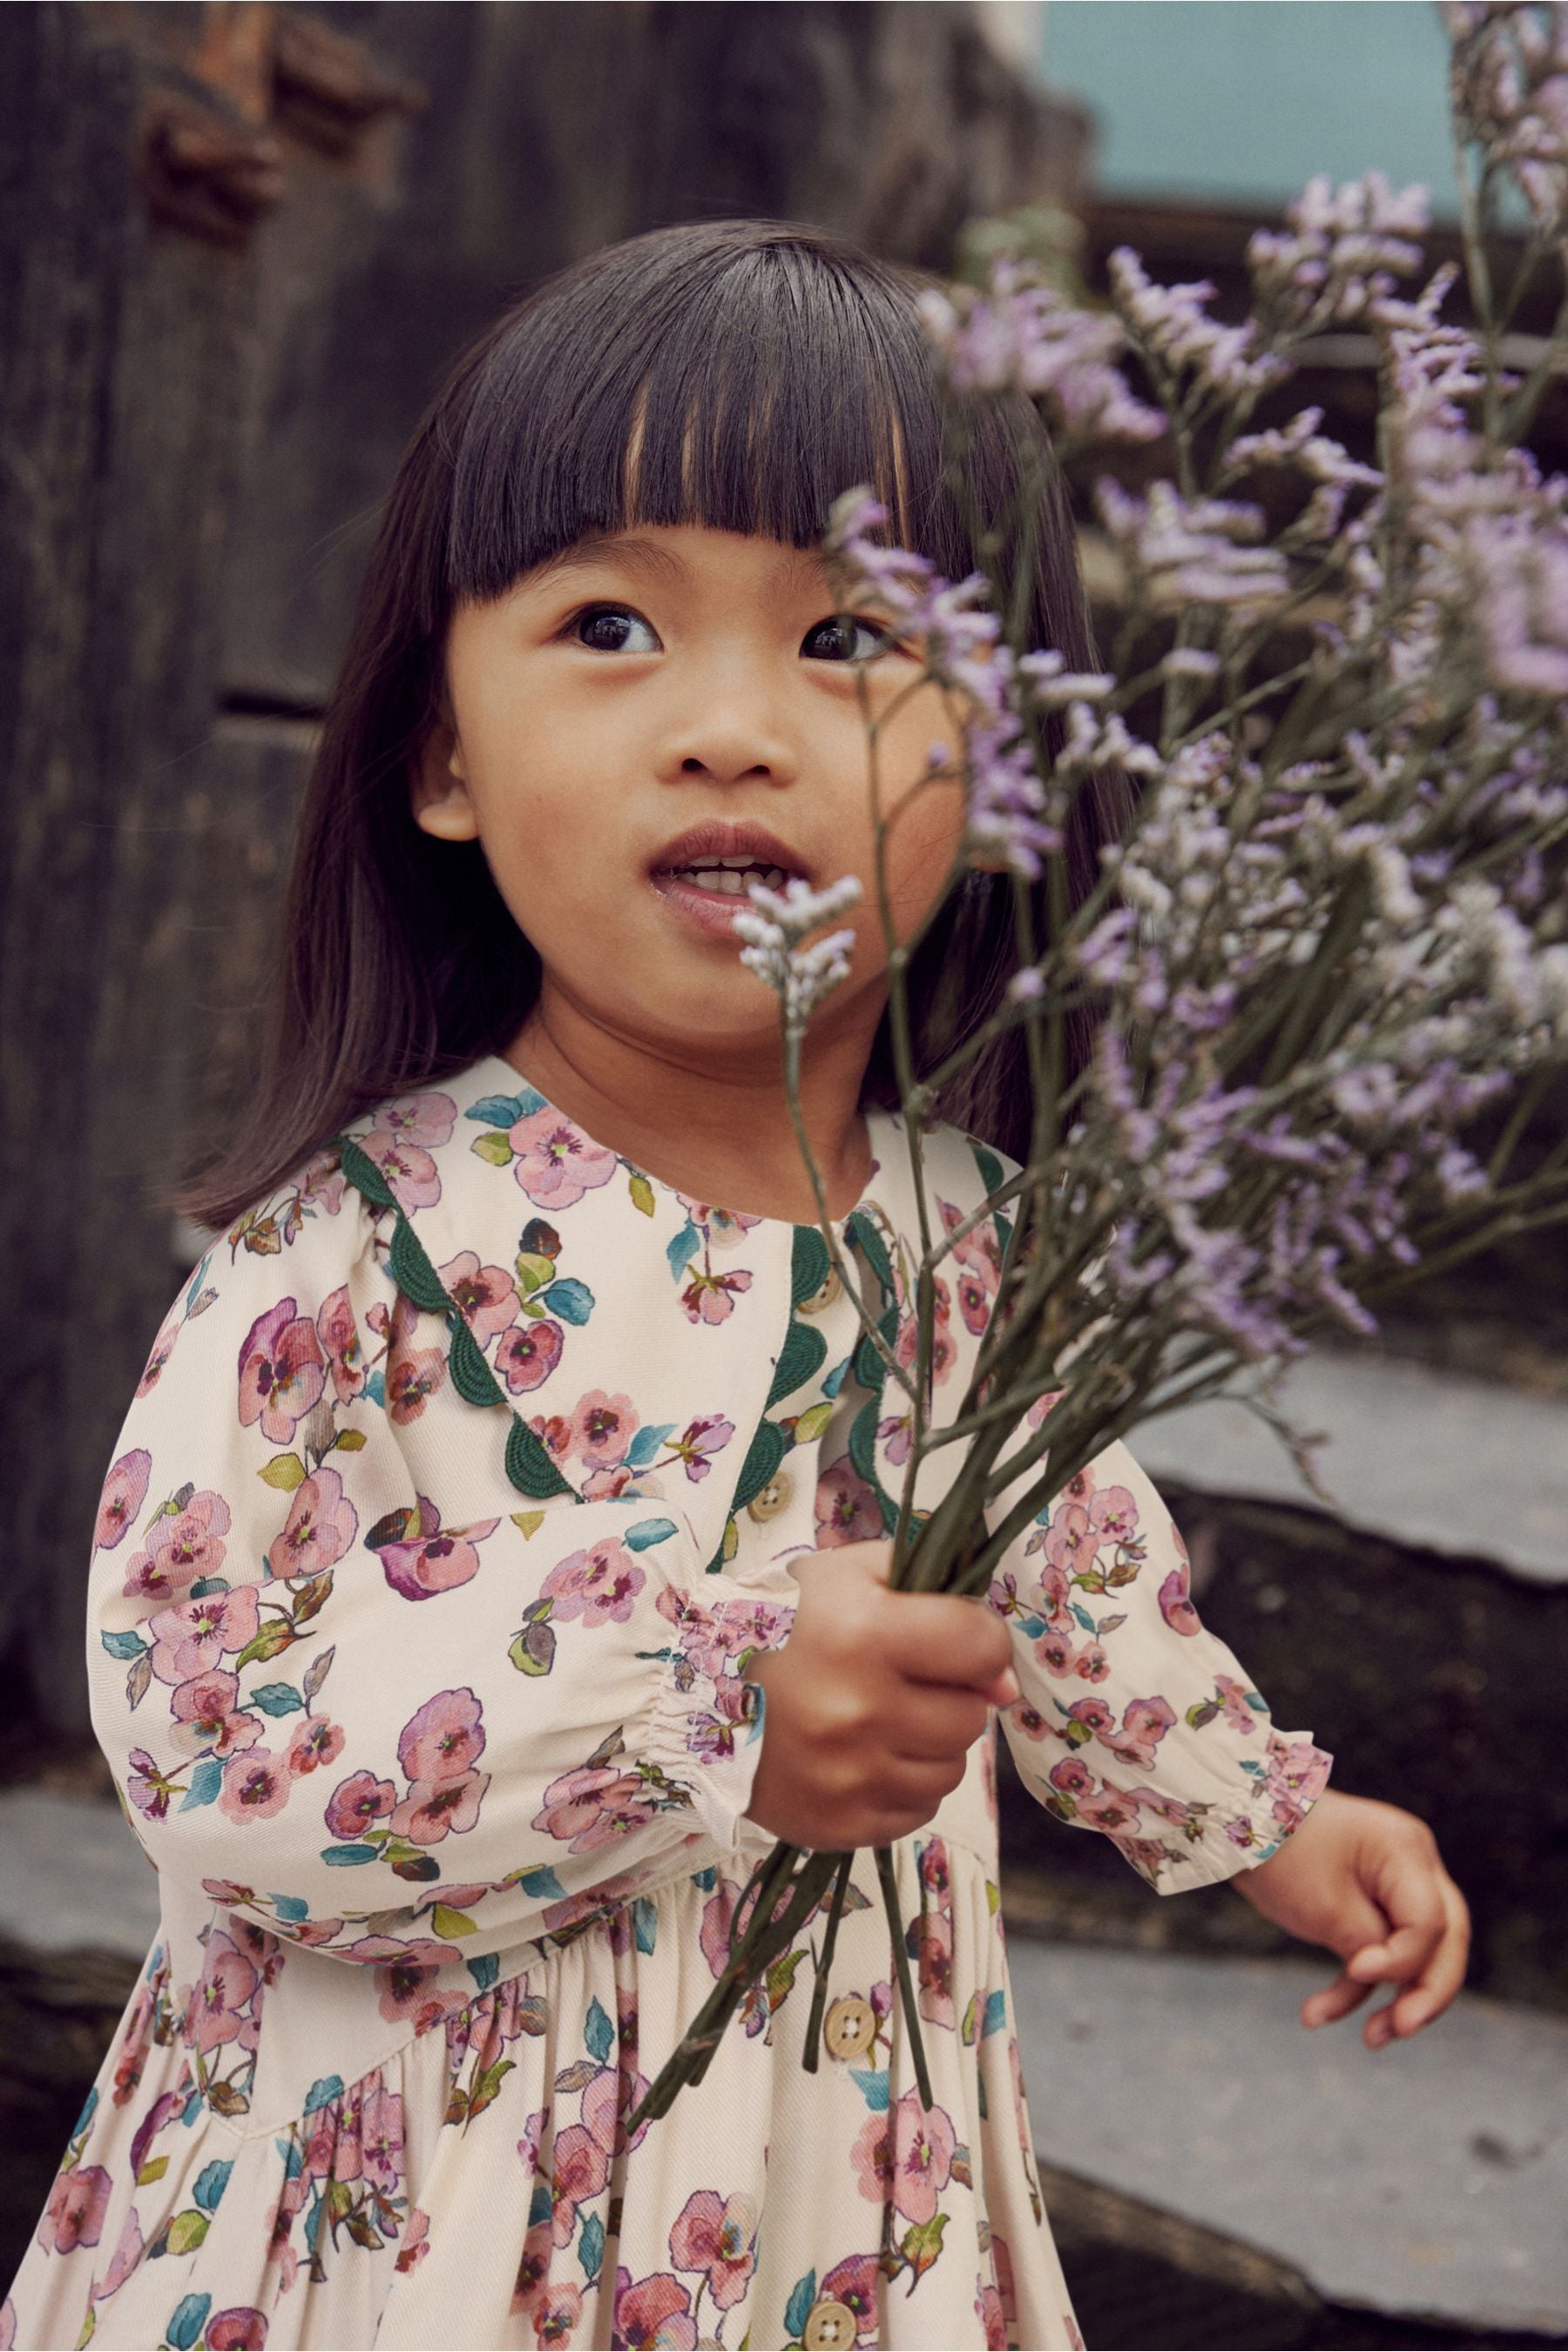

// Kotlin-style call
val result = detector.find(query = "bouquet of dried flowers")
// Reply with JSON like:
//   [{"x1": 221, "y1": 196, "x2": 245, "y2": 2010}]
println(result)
[{"x1": 625, "y1": 0, "x2": 1568, "y2": 2134}]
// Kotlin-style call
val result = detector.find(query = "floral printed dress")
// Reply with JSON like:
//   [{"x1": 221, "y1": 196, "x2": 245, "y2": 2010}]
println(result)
[{"x1": 5, "y1": 1054, "x2": 1331, "y2": 2352}]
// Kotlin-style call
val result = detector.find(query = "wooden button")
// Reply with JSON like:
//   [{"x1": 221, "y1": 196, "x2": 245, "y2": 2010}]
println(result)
[
  {"x1": 797, "y1": 1265, "x2": 843, "y2": 1315},
  {"x1": 822, "y1": 1991, "x2": 876, "y2": 2061},
  {"x1": 746, "y1": 1469, "x2": 794, "y2": 1524},
  {"x1": 802, "y1": 2297, "x2": 860, "y2": 2349}
]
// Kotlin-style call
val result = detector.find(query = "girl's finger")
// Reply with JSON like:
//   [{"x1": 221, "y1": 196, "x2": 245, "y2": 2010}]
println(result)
[
  {"x1": 1346, "y1": 1843, "x2": 1448, "y2": 1984},
  {"x1": 1301, "y1": 1965, "x2": 1374, "y2": 2030},
  {"x1": 1380, "y1": 1871, "x2": 1472, "y2": 2039}
]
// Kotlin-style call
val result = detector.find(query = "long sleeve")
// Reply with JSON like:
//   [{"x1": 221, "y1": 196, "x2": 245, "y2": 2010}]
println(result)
[
  {"x1": 983, "y1": 1418, "x2": 1332, "y2": 1895},
  {"x1": 87, "y1": 1173, "x2": 798, "y2": 1971}
]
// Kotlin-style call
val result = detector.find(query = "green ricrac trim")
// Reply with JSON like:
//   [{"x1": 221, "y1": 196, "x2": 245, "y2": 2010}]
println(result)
[{"x1": 328, "y1": 1132, "x2": 578, "y2": 1505}]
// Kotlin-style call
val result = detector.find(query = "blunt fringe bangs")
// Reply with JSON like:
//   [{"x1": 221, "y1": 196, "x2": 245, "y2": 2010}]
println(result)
[{"x1": 170, "y1": 217, "x2": 1131, "y2": 1233}]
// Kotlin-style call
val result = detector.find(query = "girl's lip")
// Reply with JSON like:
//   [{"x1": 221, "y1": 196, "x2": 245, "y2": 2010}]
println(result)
[{"x1": 647, "y1": 868, "x2": 764, "y2": 940}]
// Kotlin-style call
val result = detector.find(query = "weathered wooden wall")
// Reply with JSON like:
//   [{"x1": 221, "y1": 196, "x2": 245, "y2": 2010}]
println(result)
[{"x1": 0, "y1": 0, "x2": 1090, "y2": 1736}]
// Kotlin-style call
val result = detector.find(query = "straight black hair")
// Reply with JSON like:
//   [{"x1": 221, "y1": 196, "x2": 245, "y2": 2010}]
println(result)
[{"x1": 171, "y1": 216, "x2": 1130, "y2": 1230}]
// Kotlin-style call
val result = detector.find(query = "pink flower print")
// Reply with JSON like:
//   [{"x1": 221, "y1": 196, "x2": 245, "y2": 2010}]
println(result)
[
  {"x1": 286, "y1": 1716, "x2": 344, "y2": 1776},
  {"x1": 819, "y1": 2253, "x2": 880, "y2": 2342},
  {"x1": 1075, "y1": 1784, "x2": 1142, "y2": 1835},
  {"x1": 389, "y1": 1769, "x2": 490, "y2": 1845},
  {"x1": 612, "y1": 2265, "x2": 698, "y2": 2351},
  {"x1": 95, "y1": 1449, "x2": 152, "y2": 1551},
  {"x1": 992, "y1": 2231, "x2": 1017, "y2": 2329},
  {"x1": 814, "y1": 1454, "x2": 882, "y2": 1544},
  {"x1": 1073, "y1": 1642, "x2": 1111, "y2": 1682},
  {"x1": 265, "y1": 1466, "x2": 358, "y2": 1581},
  {"x1": 219, "y1": 1747, "x2": 293, "y2": 1825},
  {"x1": 878, "y1": 1409, "x2": 914, "y2": 1467},
  {"x1": 438, "y1": 1250, "x2": 521, "y2": 1342},
  {"x1": 1103, "y1": 1695, "x2": 1176, "y2": 1769},
  {"x1": 542, "y1": 1537, "x2": 645, "y2": 1626},
  {"x1": 397, "y1": 1686, "x2": 487, "y2": 1782},
  {"x1": 1110, "y1": 1832, "x2": 1170, "y2": 1881},
  {"x1": 147, "y1": 1585, "x2": 260, "y2": 1686},
  {"x1": 1215, "y1": 1673, "x2": 1259, "y2": 1734},
  {"x1": 125, "y1": 1750, "x2": 178, "y2": 1821},
  {"x1": 854, "y1": 2085, "x2": 956, "y2": 2226},
  {"x1": 376, "y1": 1497, "x2": 498, "y2": 1602},
  {"x1": 895, "y1": 1308, "x2": 956, "y2": 1385},
  {"x1": 1027, "y1": 1386, "x2": 1065, "y2": 1429},
  {"x1": 205, "y1": 2313, "x2": 268, "y2": 2350},
  {"x1": 669, "y1": 1412, "x2": 733, "y2": 1481},
  {"x1": 493, "y1": 1316, "x2": 565, "y2": 1396},
  {"x1": 298, "y1": 1148, "x2": 348, "y2": 1216},
  {"x1": 386, "y1": 1339, "x2": 446, "y2": 1424},
  {"x1": 537, "y1": 2283, "x2": 585, "y2": 2345},
  {"x1": 580, "y1": 2065, "x2": 622, "y2": 2157},
  {"x1": 238, "y1": 1298, "x2": 327, "y2": 1445},
  {"x1": 97, "y1": 2203, "x2": 145, "y2": 2301},
  {"x1": 375, "y1": 1092, "x2": 456, "y2": 1151},
  {"x1": 36, "y1": 2164, "x2": 111, "y2": 2255},
  {"x1": 684, "y1": 1673, "x2": 757, "y2": 1769},
  {"x1": 938, "y1": 1194, "x2": 1002, "y2": 1280},
  {"x1": 1035, "y1": 1629, "x2": 1077, "y2": 1679},
  {"x1": 674, "y1": 1195, "x2": 765, "y2": 1244},
  {"x1": 361, "y1": 2083, "x2": 403, "y2": 2193},
  {"x1": 582, "y1": 1462, "x2": 659, "y2": 1503},
  {"x1": 1044, "y1": 1499, "x2": 1100, "y2": 1578},
  {"x1": 1090, "y1": 1484, "x2": 1139, "y2": 1544},
  {"x1": 1060, "y1": 1695, "x2": 1115, "y2": 1740},
  {"x1": 1048, "y1": 1756, "x2": 1094, "y2": 1800},
  {"x1": 123, "y1": 1490, "x2": 233, "y2": 1606},
  {"x1": 956, "y1": 1264, "x2": 993, "y2": 1335},
  {"x1": 371, "y1": 1951, "x2": 466, "y2": 2033},
  {"x1": 508, "y1": 1107, "x2": 618, "y2": 1209},
  {"x1": 1008, "y1": 1700, "x2": 1051, "y2": 1741},
  {"x1": 551, "y1": 2123, "x2": 610, "y2": 2247},
  {"x1": 525, "y1": 1408, "x2": 575, "y2": 1464},
  {"x1": 916, "y1": 1904, "x2": 956, "y2": 2030},
  {"x1": 1158, "y1": 1524, "x2": 1201, "y2": 1635},
  {"x1": 315, "y1": 1285, "x2": 366, "y2": 1405},
  {"x1": 136, "y1": 1306, "x2": 183, "y2": 1397},
  {"x1": 978, "y1": 2277, "x2": 1007, "y2": 2350},
  {"x1": 169, "y1": 1670, "x2": 261, "y2": 1760},
  {"x1": 186, "y1": 1929, "x2": 258, "y2": 2053},
  {"x1": 361, "y1": 1132, "x2": 442, "y2": 1214},
  {"x1": 532, "y1": 1762, "x2": 659, "y2": 1853},
  {"x1": 324, "y1": 1770, "x2": 395, "y2": 1839},
  {"x1": 571, "y1": 1389, "x2": 639, "y2": 1470},
  {"x1": 679, "y1": 1266, "x2": 754, "y2": 1326},
  {"x1": 1125, "y1": 1786, "x2": 1195, "y2": 1829},
  {"x1": 395, "y1": 2206, "x2": 430, "y2": 2274},
  {"x1": 538, "y1": 1865, "x2": 648, "y2": 1937},
  {"x1": 129, "y1": 2090, "x2": 180, "y2": 2180},
  {"x1": 668, "y1": 2186, "x2": 759, "y2": 2308},
  {"x1": 1263, "y1": 1734, "x2": 1331, "y2": 1829},
  {"x1": 511, "y1": 2216, "x2": 553, "y2": 2322}
]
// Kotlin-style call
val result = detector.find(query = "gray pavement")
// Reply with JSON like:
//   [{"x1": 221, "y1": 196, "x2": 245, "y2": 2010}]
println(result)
[
  {"x1": 1132, "y1": 1345, "x2": 1568, "y2": 1585},
  {"x1": 1010, "y1": 1933, "x2": 1568, "y2": 2339},
  {"x1": 3, "y1": 1788, "x2": 1565, "y2": 2336}
]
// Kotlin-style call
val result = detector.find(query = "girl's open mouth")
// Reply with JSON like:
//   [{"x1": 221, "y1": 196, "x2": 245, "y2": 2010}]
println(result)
[{"x1": 648, "y1": 860, "x2": 792, "y2": 938}]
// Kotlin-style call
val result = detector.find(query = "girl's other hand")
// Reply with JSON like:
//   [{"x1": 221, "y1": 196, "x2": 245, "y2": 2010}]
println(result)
[
  {"x1": 1232, "y1": 1788, "x2": 1471, "y2": 2049},
  {"x1": 741, "y1": 1538, "x2": 1021, "y2": 1851}
]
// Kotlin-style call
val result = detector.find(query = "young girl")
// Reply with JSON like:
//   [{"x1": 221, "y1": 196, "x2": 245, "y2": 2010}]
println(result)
[{"x1": 6, "y1": 219, "x2": 1469, "y2": 2352}]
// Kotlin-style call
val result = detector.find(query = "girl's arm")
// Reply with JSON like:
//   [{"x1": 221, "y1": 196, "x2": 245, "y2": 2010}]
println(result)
[
  {"x1": 982, "y1": 1431, "x2": 1332, "y2": 1894},
  {"x1": 88, "y1": 1189, "x2": 798, "y2": 1970}
]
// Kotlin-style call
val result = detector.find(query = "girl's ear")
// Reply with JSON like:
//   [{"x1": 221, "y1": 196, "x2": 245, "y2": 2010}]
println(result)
[{"x1": 410, "y1": 718, "x2": 480, "y2": 842}]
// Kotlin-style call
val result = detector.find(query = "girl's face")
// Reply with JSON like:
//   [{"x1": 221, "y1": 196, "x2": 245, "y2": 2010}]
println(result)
[{"x1": 411, "y1": 523, "x2": 969, "y2": 1079}]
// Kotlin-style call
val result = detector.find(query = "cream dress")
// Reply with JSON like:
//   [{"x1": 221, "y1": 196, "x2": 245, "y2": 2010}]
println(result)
[{"x1": 4, "y1": 1055, "x2": 1330, "y2": 2352}]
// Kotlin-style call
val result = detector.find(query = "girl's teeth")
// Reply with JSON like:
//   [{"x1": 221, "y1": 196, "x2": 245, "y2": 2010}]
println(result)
[{"x1": 672, "y1": 864, "x2": 787, "y2": 894}]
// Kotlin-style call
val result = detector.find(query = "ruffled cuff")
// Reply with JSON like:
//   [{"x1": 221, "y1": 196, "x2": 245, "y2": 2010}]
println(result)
[
  {"x1": 1131, "y1": 1730, "x2": 1335, "y2": 1896},
  {"x1": 642, "y1": 1585, "x2": 798, "y2": 1862}
]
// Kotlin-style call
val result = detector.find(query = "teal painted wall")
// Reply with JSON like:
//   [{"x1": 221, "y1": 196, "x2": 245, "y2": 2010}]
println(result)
[{"x1": 1040, "y1": 3, "x2": 1463, "y2": 220}]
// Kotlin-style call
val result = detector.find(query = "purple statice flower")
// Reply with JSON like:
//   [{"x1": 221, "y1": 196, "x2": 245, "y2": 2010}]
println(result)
[
  {"x1": 914, "y1": 254, "x2": 1166, "y2": 449},
  {"x1": 1247, "y1": 171, "x2": 1430, "y2": 334},
  {"x1": 731, "y1": 875, "x2": 862, "y2": 1030},
  {"x1": 1095, "y1": 477, "x2": 1291, "y2": 615},
  {"x1": 1444, "y1": 2, "x2": 1568, "y2": 233},
  {"x1": 1107, "y1": 247, "x2": 1292, "y2": 402}
]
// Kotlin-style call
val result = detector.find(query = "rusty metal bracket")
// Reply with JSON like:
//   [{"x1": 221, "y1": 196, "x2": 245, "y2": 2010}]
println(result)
[{"x1": 269, "y1": 9, "x2": 427, "y2": 158}]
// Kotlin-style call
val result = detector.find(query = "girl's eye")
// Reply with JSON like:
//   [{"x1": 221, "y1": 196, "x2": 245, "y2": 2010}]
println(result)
[
  {"x1": 803, "y1": 614, "x2": 902, "y2": 663},
  {"x1": 567, "y1": 603, "x2": 660, "y2": 654}
]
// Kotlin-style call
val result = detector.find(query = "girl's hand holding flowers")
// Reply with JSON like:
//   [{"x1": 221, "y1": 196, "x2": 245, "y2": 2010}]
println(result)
[
  {"x1": 741, "y1": 1538, "x2": 1020, "y2": 1852},
  {"x1": 1233, "y1": 1788, "x2": 1472, "y2": 2049}
]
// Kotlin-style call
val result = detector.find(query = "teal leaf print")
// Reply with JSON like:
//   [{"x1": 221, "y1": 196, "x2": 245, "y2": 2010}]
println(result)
[
  {"x1": 188, "y1": 1576, "x2": 228, "y2": 1599},
  {"x1": 784, "y1": 2272, "x2": 818, "y2": 2343},
  {"x1": 850, "y1": 2065, "x2": 890, "y2": 2111},
  {"x1": 517, "y1": 1864, "x2": 567, "y2": 1900},
  {"x1": 467, "y1": 1952, "x2": 500, "y2": 1993},
  {"x1": 632, "y1": 1896, "x2": 658, "y2": 1955},
  {"x1": 822, "y1": 1355, "x2": 850, "y2": 1398},
  {"x1": 982, "y1": 1989, "x2": 1007, "y2": 2038},
  {"x1": 179, "y1": 1758, "x2": 222, "y2": 1811},
  {"x1": 624, "y1": 1515, "x2": 679, "y2": 1551},
  {"x1": 101, "y1": 1629, "x2": 148, "y2": 1660},
  {"x1": 250, "y1": 1682, "x2": 305, "y2": 1716},
  {"x1": 584, "y1": 1995, "x2": 614, "y2": 2065},
  {"x1": 692, "y1": 1865, "x2": 718, "y2": 1890},
  {"x1": 466, "y1": 1091, "x2": 538, "y2": 1125},
  {"x1": 193, "y1": 2159, "x2": 233, "y2": 2212},
  {"x1": 321, "y1": 1842, "x2": 380, "y2": 1865},
  {"x1": 364, "y1": 1369, "x2": 386, "y2": 1409},
  {"x1": 579, "y1": 2207, "x2": 605, "y2": 2288},
  {"x1": 528, "y1": 2181, "x2": 552, "y2": 2229},
  {"x1": 1071, "y1": 1603, "x2": 1097, "y2": 1634},
  {"x1": 625, "y1": 1424, "x2": 677, "y2": 1469},
  {"x1": 666, "y1": 1220, "x2": 701, "y2": 1281},
  {"x1": 270, "y1": 1892, "x2": 309, "y2": 1921},
  {"x1": 540, "y1": 1276, "x2": 594, "y2": 1325},
  {"x1": 166, "y1": 2294, "x2": 211, "y2": 2350},
  {"x1": 304, "y1": 2076, "x2": 345, "y2": 2114}
]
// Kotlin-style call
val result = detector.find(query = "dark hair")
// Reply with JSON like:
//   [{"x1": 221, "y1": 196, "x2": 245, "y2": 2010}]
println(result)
[{"x1": 169, "y1": 216, "x2": 1129, "y2": 1229}]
